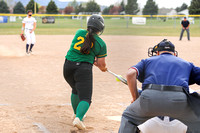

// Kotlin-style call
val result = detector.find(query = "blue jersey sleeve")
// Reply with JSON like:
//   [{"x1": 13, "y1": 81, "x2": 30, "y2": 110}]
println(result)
[
  {"x1": 189, "y1": 63, "x2": 200, "y2": 85},
  {"x1": 131, "y1": 59, "x2": 145, "y2": 83}
]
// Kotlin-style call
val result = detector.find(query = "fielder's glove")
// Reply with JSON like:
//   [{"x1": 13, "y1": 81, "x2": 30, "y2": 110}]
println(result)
[{"x1": 20, "y1": 34, "x2": 25, "y2": 41}]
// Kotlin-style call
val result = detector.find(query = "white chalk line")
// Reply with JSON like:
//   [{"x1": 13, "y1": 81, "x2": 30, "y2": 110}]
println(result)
[
  {"x1": 106, "y1": 116, "x2": 121, "y2": 122},
  {"x1": 59, "y1": 103, "x2": 71, "y2": 106},
  {"x1": 33, "y1": 123, "x2": 50, "y2": 133},
  {"x1": 31, "y1": 103, "x2": 71, "y2": 133},
  {"x1": 0, "y1": 104, "x2": 9, "y2": 106}
]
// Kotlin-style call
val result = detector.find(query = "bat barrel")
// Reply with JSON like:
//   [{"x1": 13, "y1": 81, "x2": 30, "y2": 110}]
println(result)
[{"x1": 107, "y1": 69, "x2": 128, "y2": 85}]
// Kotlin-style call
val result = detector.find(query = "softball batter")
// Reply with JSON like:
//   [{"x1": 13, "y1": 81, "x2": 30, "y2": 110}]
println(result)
[
  {"x1": 63, "y1": 14, "x2": 107, "y2": 130},
  {"x1": 21, "y1": 10, "x2": 37, "y2": 55}
]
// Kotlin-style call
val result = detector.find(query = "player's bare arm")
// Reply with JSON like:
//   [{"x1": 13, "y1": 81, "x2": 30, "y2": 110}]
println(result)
[
  {"x1": 21, "y1": 23, "x2": 25, "y2": 34},
  {"x1": 126, "y1": 68, "x2": 139, "y2": 102},
  {"x1": 94, "y1": 57, "x2": 107, "y2": 72},
  {"x1": 30, "y1": 22, "x2": 36, "y2": 33}
]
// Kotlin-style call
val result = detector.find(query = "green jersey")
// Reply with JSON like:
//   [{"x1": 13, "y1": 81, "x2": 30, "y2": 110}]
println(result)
[{"x1": 66, "y1": 29, "x2": 107, "y2": 64}]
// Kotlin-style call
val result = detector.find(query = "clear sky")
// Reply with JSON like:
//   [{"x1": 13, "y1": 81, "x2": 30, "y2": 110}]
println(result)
[{"x1": 59, "y1": 0, "x2": 192, "y2": 8}]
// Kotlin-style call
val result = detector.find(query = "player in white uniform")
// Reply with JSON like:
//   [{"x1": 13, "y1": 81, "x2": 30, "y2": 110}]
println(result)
[{"x1": 21, "y1": 10, "x2": 37, "y2": 55}]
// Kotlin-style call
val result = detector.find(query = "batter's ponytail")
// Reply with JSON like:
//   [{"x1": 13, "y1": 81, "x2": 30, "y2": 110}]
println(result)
[{"x1": 80, "y1": 27, "x2": 98, "y2": 54}]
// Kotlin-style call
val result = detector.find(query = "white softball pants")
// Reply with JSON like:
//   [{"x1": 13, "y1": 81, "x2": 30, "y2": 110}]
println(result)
[{"x1": 25, "y1": 29, "x2": 36, "y2": 45}]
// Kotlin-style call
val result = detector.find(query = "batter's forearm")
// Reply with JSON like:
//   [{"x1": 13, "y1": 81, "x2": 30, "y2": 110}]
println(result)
[
  {"x1": 98, "y1": 64, "x2": 107, "y2": 72},
  {"x1": 96, "y1": 57, "x2": 107, "y2": 72}
]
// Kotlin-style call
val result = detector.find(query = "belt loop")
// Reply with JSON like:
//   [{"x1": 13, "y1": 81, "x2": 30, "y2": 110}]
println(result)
[
  {"x1": 161, "y1": 85, "x2": 164, "y2": 91},
  {"x1": 76, "y1": 62, "x2": 81, "y2": 66},
  {"x1": 149, "y1": 84, "x2": 152, "y2": 89}
]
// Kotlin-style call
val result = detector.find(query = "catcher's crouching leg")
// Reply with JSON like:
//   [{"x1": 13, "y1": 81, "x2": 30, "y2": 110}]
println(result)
[{"x1": 118, "y1": 116, "x2": 140, "y2": 133}]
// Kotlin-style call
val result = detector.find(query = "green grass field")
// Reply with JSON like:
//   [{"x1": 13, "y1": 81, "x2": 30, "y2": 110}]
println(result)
[{"x1": 1, "y1": 17, "x2": 200, "y2": 36}]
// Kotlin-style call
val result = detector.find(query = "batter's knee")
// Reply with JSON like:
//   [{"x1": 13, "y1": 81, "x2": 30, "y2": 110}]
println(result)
[
  {"x1": 72, "y1": 89, "x2": 78, "y2": 95},
  {"x1": 79, "y1": 98, "x2": 91, "y2": 105}
]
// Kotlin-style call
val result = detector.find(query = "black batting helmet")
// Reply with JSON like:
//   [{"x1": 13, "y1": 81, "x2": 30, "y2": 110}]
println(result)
[{"x1": 87, "y1": 14, "x2": 105, "y2": 34}]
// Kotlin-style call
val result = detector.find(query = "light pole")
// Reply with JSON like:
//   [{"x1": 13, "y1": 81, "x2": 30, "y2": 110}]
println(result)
[{"x1": 34, "y1": 1, "x2": 36, "y2": 14}]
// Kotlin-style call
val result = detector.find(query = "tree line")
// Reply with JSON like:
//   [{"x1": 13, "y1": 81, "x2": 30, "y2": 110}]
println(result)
[
  {"x1": 0, "y1": 0, "x2": 101, "y2": 14},
  {"x1": 0, "y1": 0, "x2": 200, "y2": 15}
]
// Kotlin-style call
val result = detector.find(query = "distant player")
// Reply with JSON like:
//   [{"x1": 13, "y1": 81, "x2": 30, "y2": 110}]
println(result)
[
  {"x1": 179, "y1": 17, "x2": 190, "y2": 41},
  {"x1": 21, "y1": 10, "x2": 37, "y2": 55},
  {"x1": 63, "y1": 15, "x2": 107, "y2": 130}
]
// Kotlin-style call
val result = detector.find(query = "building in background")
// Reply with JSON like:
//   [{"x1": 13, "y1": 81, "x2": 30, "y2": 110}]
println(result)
[
  {"x1": 167, "y1": 9, "x2": 177, "y2": 15},
  {"x1": 178, "y1": 9, "x2": 189, "y2": 15},
  {"x1": 158, "y1": 8, "x2": 177, "y2": 15}
]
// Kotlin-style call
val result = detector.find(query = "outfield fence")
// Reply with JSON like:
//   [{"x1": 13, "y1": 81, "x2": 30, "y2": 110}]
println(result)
[{"x1": 1, "y1": 14, "x2": 200, "y2": 36}]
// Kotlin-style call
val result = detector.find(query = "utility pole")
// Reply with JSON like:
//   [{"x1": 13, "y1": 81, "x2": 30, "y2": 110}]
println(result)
[{"x1": 34, "y1": 1, "x2": 36, "y2": 14}]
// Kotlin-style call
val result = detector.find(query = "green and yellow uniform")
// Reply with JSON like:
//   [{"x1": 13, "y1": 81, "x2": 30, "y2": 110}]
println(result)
[
  {"x1": 63, "y1": 29, "x2": 107, "y2": 122},
  {"x1": 66, "y1": 29, "x2": 107, "y2": 64},
  {"x1": 64, "y1": 15, "x2": 106, "y2": 129}
]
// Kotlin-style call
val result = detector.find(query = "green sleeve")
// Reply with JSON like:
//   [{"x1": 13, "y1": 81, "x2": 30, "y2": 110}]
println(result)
[{"x1": 97, "y1": 42, "x2": 107, "y2": 58}]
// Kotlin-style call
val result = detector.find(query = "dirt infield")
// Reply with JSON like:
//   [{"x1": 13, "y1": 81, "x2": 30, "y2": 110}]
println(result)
[{"x1": 0, "y1": 35, "x2": 200, "y2": 133}]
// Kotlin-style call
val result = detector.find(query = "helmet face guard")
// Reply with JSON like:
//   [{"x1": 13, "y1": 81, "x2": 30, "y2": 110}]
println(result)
[
  {"x1": 175, "y1": 51, "x2": 178, "y2": 57},
  {"x1": 148, "y1": 39, "x2": 178, "y2": 57},
  {"x1": 98, "y1": 27, "x2": 104, "y2": 35},
  {"x1": 148, "y1": 47, "x2": 157, "y2": 57}
]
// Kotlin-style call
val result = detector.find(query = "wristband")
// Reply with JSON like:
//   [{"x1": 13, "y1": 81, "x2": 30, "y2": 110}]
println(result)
[{"x1": 21, "y1": 27, "x2": 24, "y2": 31}]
